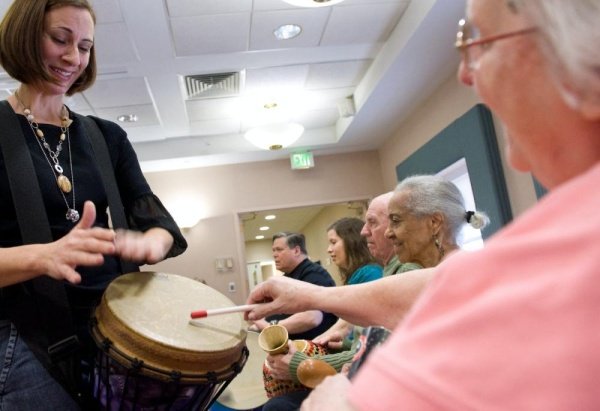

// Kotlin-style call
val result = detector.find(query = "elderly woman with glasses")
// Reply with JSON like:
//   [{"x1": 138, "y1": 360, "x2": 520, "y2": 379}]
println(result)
[{"x1": 245, "y1": 0, "x2": 600, "y2": 409}]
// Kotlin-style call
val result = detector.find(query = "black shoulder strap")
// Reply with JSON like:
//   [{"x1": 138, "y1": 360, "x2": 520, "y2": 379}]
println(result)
[
  {"x1": 77, "y1": 114, "x2": 139, "y2": 273},
  {"x1": 0, "y1": 100, "x2": 53, "y2": 242},
  {"x1": 0, "y1": 100, "x2": 78, "y2": 362}
]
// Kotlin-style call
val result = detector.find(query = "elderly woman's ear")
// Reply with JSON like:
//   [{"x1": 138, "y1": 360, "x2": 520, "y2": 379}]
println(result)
[
  {"x1": 557, "y1": 80, "x2": 600, "y2": 120},
  {"x1": 429, "y1": 213, "x2": 445, "y2": 236}
]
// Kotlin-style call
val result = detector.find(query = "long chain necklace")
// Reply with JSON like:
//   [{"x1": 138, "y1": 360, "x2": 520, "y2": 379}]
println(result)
[{"x1": 14, "y1": 90, "x2": 79, "y2": 222}]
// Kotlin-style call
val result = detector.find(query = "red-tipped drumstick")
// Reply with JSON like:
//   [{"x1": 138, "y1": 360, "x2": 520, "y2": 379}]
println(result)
[{"x1": 190, "y1": 303, "x2": 260, "y2": 319}]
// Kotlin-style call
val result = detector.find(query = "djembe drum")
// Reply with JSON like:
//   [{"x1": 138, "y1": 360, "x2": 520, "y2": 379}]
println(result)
[{"x1": 90, "y1": 272, "x2": 248, "y2": 410}]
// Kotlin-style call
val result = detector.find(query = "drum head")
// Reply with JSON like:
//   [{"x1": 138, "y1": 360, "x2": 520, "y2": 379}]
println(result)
[
  {"x1": 216, "y1": 331, "x2": 268, "y2": 410},
  {"x1": 93, "y1": 272, "x2": 246, "y2": 382}
]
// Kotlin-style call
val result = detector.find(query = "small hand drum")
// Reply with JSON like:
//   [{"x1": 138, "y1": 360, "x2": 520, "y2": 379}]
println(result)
[{"x1": 91, "y1": 272, "x2": 248, "y2": 410}]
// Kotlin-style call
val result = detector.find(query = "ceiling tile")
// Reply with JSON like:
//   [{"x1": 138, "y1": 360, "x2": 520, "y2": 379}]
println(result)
[
  {"x1": 0, "y1": 1, "x2": 10, "y2": 16},
  {"x1": 292, "y1": 107, "x2": 340, "y2": 129},
  {"x1": 322, "y1": 2, "x2": 409, "y2": 45},
  {"x1": 253, "y1": 0, "x2": 299, "y2": 12},
  {"x1": 65, "y1": 94, "x2": 92, "y2": 112},
  {"x1": 170, "y1": 13, "x2": 251, "y2": 56},
  {"x1": 94, "y1": 104, "x2": 160, "y2": 127},
  {"x1": 186, "y1": 97, "x2": 243, "y2": 122},
  {"x1": 244, "y1": 65, "x2": 310, "y2": 95},
  {"x1": 250, "y1": 9, "x2": 330, "y2": 50},
  {"x1": 83, "y1": 77, "x2": 152, "y2": 108},
  {"x1": 166, "y1": 0, "x2": 252, "y2": 17},
  {"x1": 306, "y1": 59, "x2": 372, "y2": 89},
  {"x1": 90, "y1": 0, "x2": 123, "y2": 23},
  {"x1": 190, "y1": 119, "x2": 242, "y2": 136},
  {"x1": 94, "y1": 22, "x2": 139, "y2": 64}
]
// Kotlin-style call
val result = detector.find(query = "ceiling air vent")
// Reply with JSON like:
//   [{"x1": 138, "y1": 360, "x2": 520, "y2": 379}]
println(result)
[{"x1": 183, "y1": 71, "x2": 242, "y2": 100}]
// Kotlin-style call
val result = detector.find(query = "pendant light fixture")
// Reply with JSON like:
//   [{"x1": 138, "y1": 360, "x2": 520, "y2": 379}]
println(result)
[{"x1": 244, "y1": 123, "x2": 304, "y2": 151}]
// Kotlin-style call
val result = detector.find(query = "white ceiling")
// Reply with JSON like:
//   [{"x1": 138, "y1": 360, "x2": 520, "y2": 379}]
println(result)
[
  {"x1": 240, "y1": 198, "x2": 369, "y2": 242},
  {"x1": 241, "y1": 205, "x2": 326, "y2": 242},
  {"x1": 0, "y1": 0, "x2": 465, "y2": 173}
]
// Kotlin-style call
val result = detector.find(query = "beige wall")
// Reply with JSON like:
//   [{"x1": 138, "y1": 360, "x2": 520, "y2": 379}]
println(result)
[
  {"x1": 141, "y1": 73, "x2": 540, "y2": 304},
  {"x1": 245, "y1": 240, "x2": 273, "y2": 264},
  {"x1": 142, "y1": 151, "x2": 383, "y2": 304}
]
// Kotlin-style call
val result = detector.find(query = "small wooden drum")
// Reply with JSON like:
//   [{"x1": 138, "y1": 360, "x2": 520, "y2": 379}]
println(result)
[
  {"x1": 262, "y1": 340, "x2": 328, "y2": 398},
  {"x1": 91, "y1": 272, "x2": 248, "y2": 410},
  {"x1": 214, "y1": 331, "x2": 268, "y2": 410}
]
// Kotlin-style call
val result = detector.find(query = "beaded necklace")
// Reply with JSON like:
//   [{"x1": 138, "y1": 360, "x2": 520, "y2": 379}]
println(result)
[{"x1": 14, "y1": 89, "x2": 79, "y2": 222}]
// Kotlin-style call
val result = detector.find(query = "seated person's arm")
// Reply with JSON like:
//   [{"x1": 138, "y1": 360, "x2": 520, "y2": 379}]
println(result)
[
  {"x1": 246, "y1": 267, "x2": 437, "y2": 330},
  {"x1": 327, "y1": 269, "x2": 436, "y2": 328},
  {"x1": 313, "y1": 318, "x2": 353, "y2": 348},
  {"x1": 278, "y1": 310, "x2": 324, "y2": 334},
  {"x1": 268, "y1": 340, "x2": 356, "y2": 382}
]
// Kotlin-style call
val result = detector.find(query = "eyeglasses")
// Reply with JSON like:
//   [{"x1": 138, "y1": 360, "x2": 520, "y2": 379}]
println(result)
[{"x1": 455, "y1": 18, "x2": 536, "y2": 70}]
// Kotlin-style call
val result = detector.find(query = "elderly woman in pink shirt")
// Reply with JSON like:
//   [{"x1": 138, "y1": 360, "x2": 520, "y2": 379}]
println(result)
[{"x1": 245, "y1": 0, "x2": 600, "y2": 409}]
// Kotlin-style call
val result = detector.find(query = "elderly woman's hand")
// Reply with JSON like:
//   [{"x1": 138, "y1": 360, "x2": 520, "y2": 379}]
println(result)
[
  {"x1": 245, "y1": 276, "x2": 319, "y2": 321},
  {"x1": 266, "y1": 340, "x2": 297, "y2": 380}
]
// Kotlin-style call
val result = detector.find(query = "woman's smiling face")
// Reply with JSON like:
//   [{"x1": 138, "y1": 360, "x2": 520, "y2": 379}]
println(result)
[{"x1": 40, "y1": 6, "x2": 94, "y2": 94}]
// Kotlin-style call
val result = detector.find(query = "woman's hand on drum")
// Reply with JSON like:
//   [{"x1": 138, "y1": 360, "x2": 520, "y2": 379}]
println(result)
[
  {"x1": 27, "y1": 201, "x2": 115, "y2": 285},
  {"x1": 114, "y1": 227, "x2": 174, "y2": 264},
  {"x1": 300, "y1": 373, "x2": 356, "y2": 411},
  {"x1": 266, "y1": 340, "x2": 297, "y2": 381}
]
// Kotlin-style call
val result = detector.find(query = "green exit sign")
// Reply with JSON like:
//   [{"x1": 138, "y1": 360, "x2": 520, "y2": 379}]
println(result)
[{"x1": 290, "y1": 151, "x2": 314, "y2": 169}]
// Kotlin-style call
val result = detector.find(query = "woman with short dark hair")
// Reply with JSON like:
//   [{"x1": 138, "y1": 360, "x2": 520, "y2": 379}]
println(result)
[{"x1": 0, "y1": 1, "x2": 186, "y2": 408}]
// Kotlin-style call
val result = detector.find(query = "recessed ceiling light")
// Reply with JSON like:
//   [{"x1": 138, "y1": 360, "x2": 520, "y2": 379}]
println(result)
[
  {"x1": 117, "y1": 114, "x2": 138, "y2": 123},
  {"x1": 282, "y1": 0, "x2": 346, "y2": 7},
  {"x1": 255, "y1": 235, "x2": 265, "y2": 240},
  {"x1": 265, "y1": 215, "x2": 276, "y2": 220},
  {"x1": 264, "y1": 102, "x2": 278, "y2": 109},
  {"x1": 259, "y1": 226, "x2": 270, "y2": 231},
  {"x1": 273, "y1": 24, "x2": 302, "y2": 40}
]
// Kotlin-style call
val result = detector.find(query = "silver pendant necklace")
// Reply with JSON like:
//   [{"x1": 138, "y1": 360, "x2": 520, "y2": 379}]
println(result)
[{"x1": 14, "y1": 90, "x2": 79, "y2": 222}]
